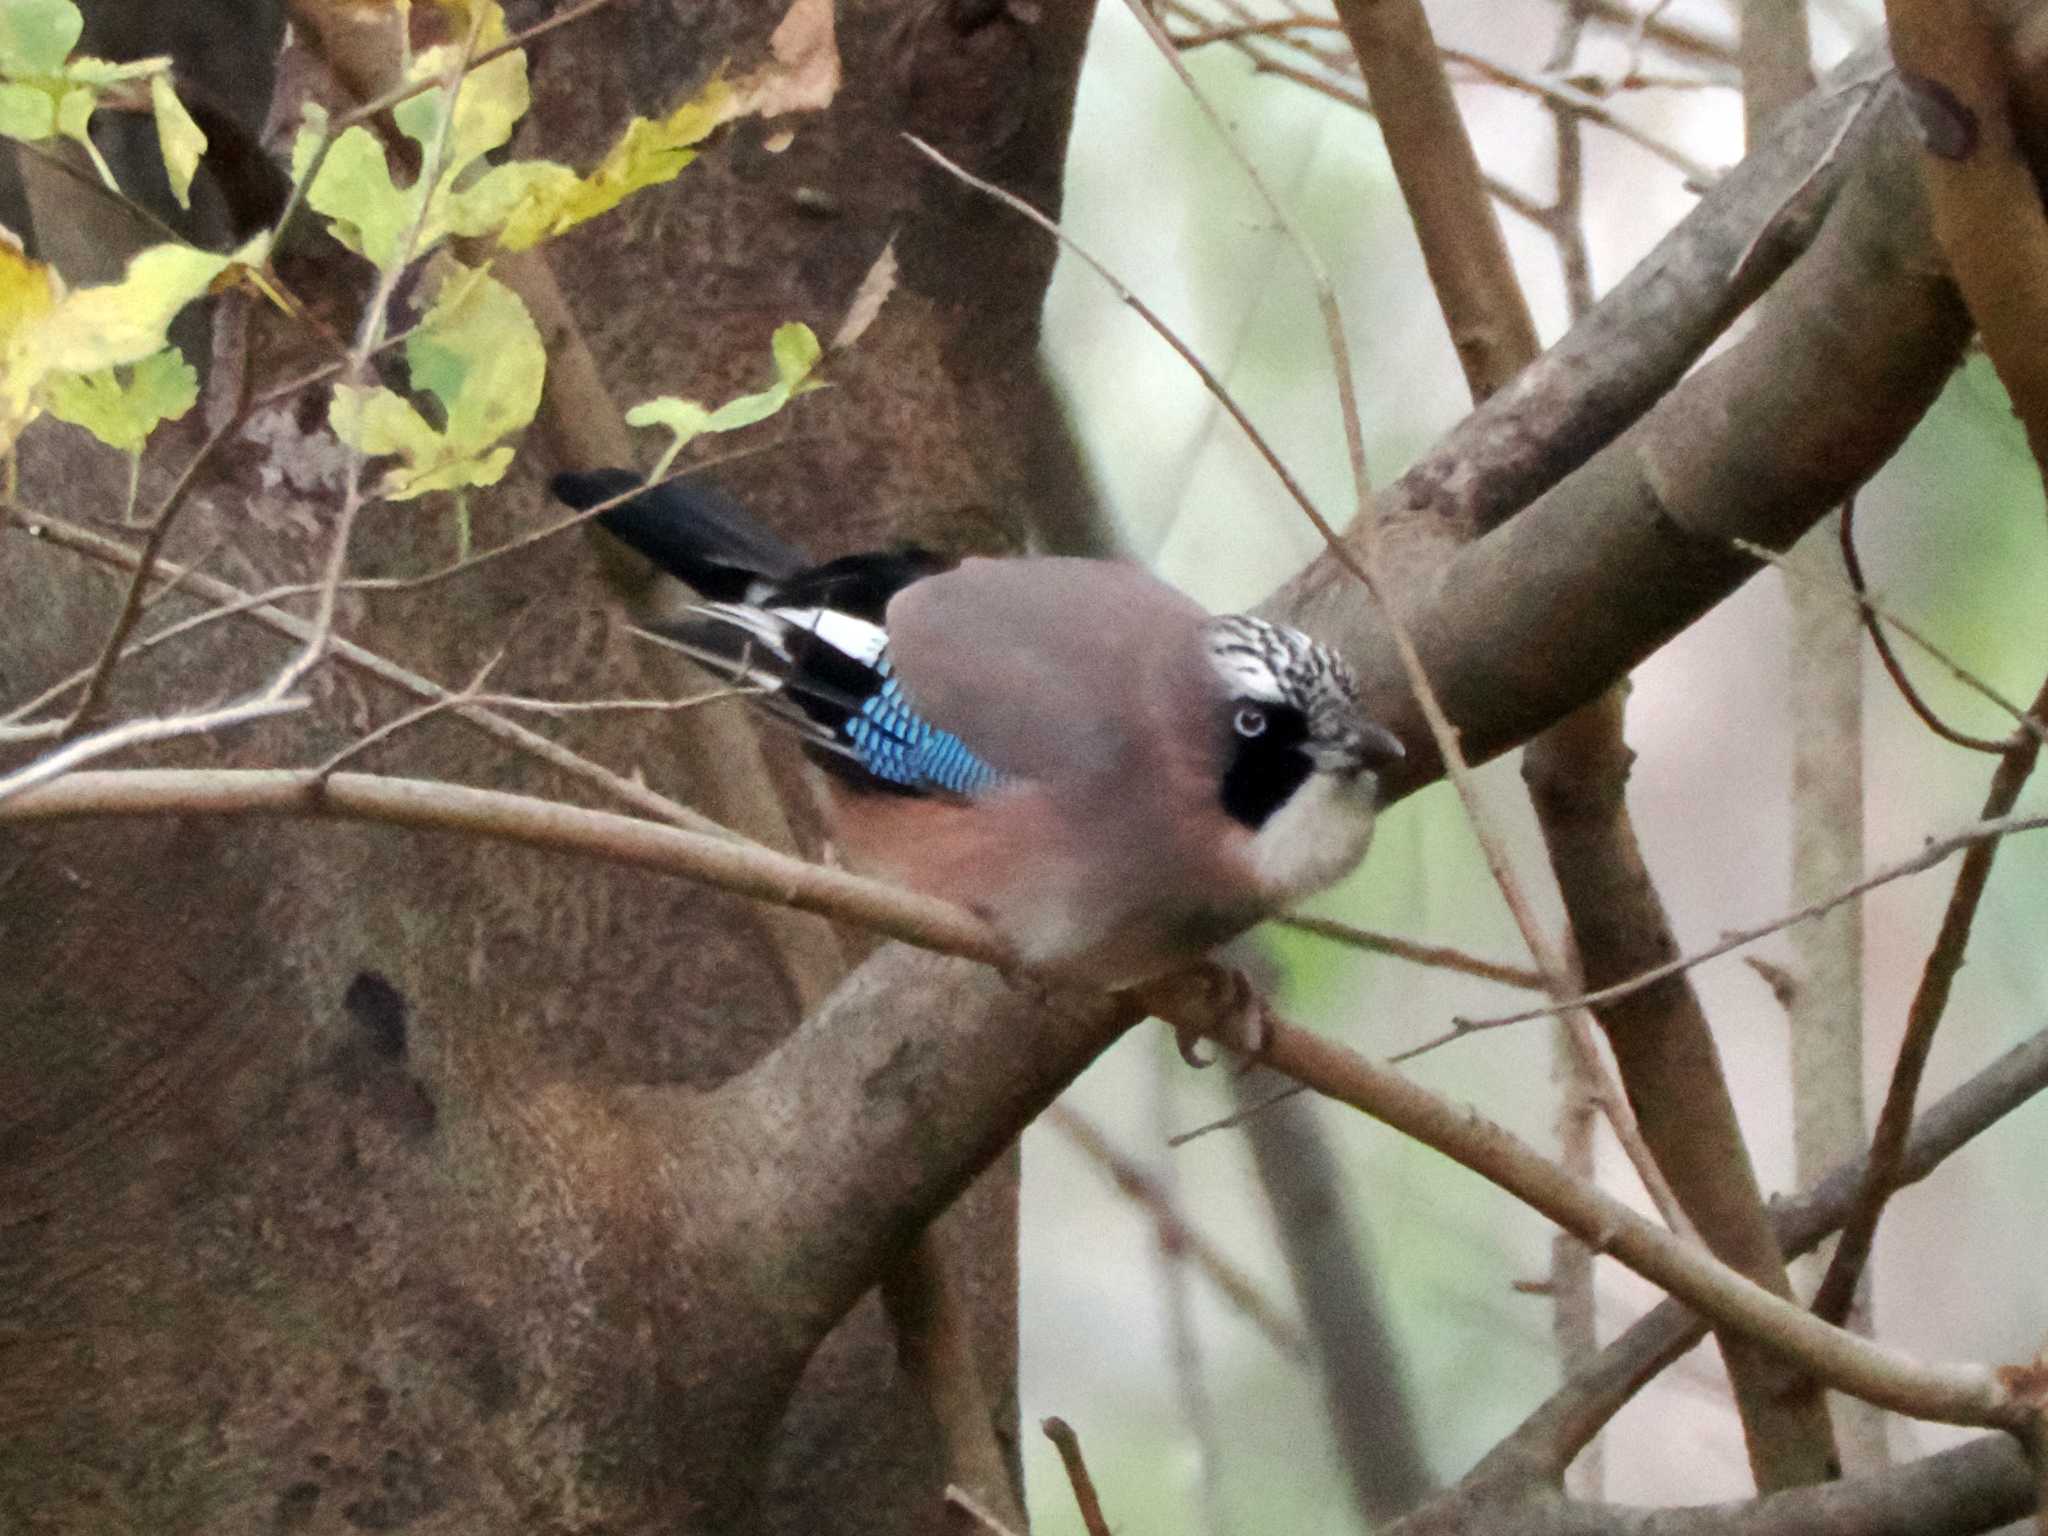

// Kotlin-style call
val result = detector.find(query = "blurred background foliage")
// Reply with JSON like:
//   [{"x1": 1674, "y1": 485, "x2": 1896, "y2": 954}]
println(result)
[{"x1": 1019, "y1": 1, "x2": 2048, "y2": 1528}]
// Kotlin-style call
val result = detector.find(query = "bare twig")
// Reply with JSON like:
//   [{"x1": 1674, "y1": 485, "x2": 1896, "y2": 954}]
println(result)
[
  {"x1": 9, "y1": 508, "x2": 738, "y2": 839},
  {"x1": 943, "y1": 1485, "x2": 1024, "y2": 1536},
  {"x1": 1483, "y1": 1022, "x2": 2048, "y2": 1475},
  {"x1": 1041, "y1": 1418, "x2": 1115, "y2": 1536},
  {"x1": 1441, "y1": 44, "x2": 1719, "y2": 184},
  {"x1": 1310, "y1": 0, "x2": 1696, "y2": 1242},
  {"x1": 1580, "y1": 0, "x2": 1739, "y2": 67},
  {"x1": 1744, "y1": 534, "x2": 2048, "y2": 747},
  {"x1": 271, "y1": 8, "x2": 494, "y2": 702},
  {"x1": 1233, "y1": 1007, "x2": 2026, "y2": 1431},
  {"x1": 3, "y1": 768, "x2": 1011, "y2": 964},
  {"x1": 53, "y1": 415, "x2": 250, "y2": 743},
  {"x1": 1276, "y1": 914, "x2": 1546, "y2": 989},
  {"x1": 1809, "y1": 668, "x2": 2048, "y2": 1326},
  {"x1": 1840, "y1": 502, "x2": 2007, "y2": 754},
  {"x1": 1450, "y1": 805, "x2": 2048, "y2": 1035},
  {"x1": 904, "y1": 136, "x2": 1330, "y2": 541},
  {"x1": 0, "y1": 695, "x2": 310, "y2": 806},
  {"x1": 1046, "y1": 1103, "x2": 1310, "y2": 1361}
]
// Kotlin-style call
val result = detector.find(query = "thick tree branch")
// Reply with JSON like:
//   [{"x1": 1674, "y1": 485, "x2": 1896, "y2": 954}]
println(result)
[
  {"x1": 1271, "y1": 47, "x2": 1886, "y2": 572},
  {"x1": 1525, "y1": 693, "x2": 1838, "y2": 1490},
  {"x1": 1330, "y1": 0, "x2": 1539, "y2": 400},
  {"x1": 1283, "y1": 99, "x2": 1970, "y2": 796},
  {"x1": 1390, "y1": 1435, "x2": 2033, "y2": 1536},
  {"x1": 1889, "y1": 0, "x2": 2048, "y2": 473}
]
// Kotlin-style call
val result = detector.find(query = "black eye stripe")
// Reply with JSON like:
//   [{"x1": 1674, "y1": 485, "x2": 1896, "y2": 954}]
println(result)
[{"x1": 1220, "y1": 699, "x2": 1312, "y2": 829}]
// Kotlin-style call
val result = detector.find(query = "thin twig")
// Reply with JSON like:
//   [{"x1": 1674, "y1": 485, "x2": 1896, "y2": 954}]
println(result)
[
  {"x1": 1275, "y1": 914, "x2": 1546, "y2": 989},
  {"x1": 1046, "y1": 1103, "x2": 1310, "y2": 1361},
  {"x1": 1743, "y1": 534, "x2": 2048, "y2": 747},
  {"x1": 943, "y1": 1486, "x2": 1024, "y2": 1536},
  {"x1": 1041, "y1": 1418, "x2": 1115, "y2": 1536},
  {"x1": 54, "y1": 409, "x2": 250, "y2": 743},
  {"x1": 1441, "y1": 44, "x2": 1718, "y2": 185},
  {"x1": 1445, "y1": 805, "x2": 2048, "y2": 1037},
  {"x1": 0, "y1": 695, "x2": 310, "y2": 807},
  {"x1": 1483, "y1": 1022, "x2": 2048, "y2": 1475},
  {"x1": 1230, "y1": 1006, "x2": 2025, "y2": 1430},
  {"x1": 271, "y1": 6, "x2": 493, "y2": 703},
  {"x1": 1840, "y1": 502, "x2": 2007, "y2": 754},
  {"x1": 903, "y1": 136, "x2": 1331, "y2": 542},
  {"x1": 9, "y1": 508, "x2": 739, "y2": 840},
  {"x1": 1289, "y1": 0, "x2": 1690, "y2": 1236},
  {"x1": 1809, "y1": 668, "x2": 2048, "y2": 1326}
]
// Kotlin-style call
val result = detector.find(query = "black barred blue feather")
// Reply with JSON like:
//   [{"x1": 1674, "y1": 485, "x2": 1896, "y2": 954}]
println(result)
[
  {"x1": 551, "y1": 470, "x2": 994, "y2": 801},
  {"x1": 843, "y1": 656, "x2": 1003, "y2": 795}
]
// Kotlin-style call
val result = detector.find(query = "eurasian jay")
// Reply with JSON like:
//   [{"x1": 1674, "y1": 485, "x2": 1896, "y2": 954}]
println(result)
[{"x1": 554, "y1": 470, "x2": 1405, "y2": 986}]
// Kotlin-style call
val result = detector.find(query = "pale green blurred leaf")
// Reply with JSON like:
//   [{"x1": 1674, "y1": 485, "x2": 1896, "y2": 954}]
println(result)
[
  {"x1": 0, "y1": 81, "x2": 51, "y2": 138},
  {"x1": 0, "y1": 0, "x2": 80, "y2": 78},
  {"x1": 149, "y1": 72, "x2": 206, "y2": 209}
]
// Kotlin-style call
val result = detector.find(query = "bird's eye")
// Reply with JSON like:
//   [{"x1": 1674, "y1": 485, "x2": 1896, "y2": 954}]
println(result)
[{"x1": 1233, "y1": 705, "x2": 1267, "y2": 738}]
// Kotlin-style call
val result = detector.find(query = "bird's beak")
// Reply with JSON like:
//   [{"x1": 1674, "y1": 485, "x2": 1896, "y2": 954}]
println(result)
[{"x1": 1357, "y1": 722, "x2": 1405, "y2": 770}]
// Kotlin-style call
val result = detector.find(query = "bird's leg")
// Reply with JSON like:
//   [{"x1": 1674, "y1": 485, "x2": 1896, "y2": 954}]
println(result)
[{"x1": 1148, "y1": 961, "x2": 1268, "y2": 1067}]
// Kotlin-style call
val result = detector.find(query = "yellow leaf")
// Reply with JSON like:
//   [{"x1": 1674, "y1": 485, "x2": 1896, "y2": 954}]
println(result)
[
  {"x1": 496, "y1": 79, "x2": 731, "y2": 251},
  {"x1": 30, "y1": 235, "x2": 266, "y2": 375},
  {"x1": 0, "y1": 229, "x2": 60, "y2": 453},
  {"x1": 149, "y1": 73, "x2": 207, "y2": 210}
]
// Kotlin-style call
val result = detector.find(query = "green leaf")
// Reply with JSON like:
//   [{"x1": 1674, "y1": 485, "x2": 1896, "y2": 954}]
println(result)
[
  {"x1": 149, "y1": 73, "x2": 206, "y2": 209},
  {"x1": 329, "y1": 257, "x2": 544, "y2": 500},
  {"x1": 626, "y1": 321, "x2": 822, "y2": 477},
  {"x1": 496, "y1": 78, "x2": 731, "y2": 251},
  {"x1": 51, "y1": 80, "x2": 88, "y2": 137},
  {"x1": 0, "y1": 80, "x2": 52, "y2": 139},
  {"x1": 44, "y1": 345, "x2": 197, "y2": 454},
  {"x1": 0, "y1": 0, "x2": 81, "y2": 78},
  {"x1": 297, "y1": 35, "x2": 543, "y2": 272}
]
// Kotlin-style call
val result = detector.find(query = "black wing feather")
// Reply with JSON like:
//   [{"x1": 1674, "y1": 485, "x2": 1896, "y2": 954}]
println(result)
[{"x1": 555, "y1": 470, "x2": 960, "y2": 797}]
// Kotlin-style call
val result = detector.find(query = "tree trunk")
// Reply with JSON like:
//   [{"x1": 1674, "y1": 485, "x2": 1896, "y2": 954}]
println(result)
[{"x1": 0, "y1": 0, "x2": 1099, "y2": 1528}]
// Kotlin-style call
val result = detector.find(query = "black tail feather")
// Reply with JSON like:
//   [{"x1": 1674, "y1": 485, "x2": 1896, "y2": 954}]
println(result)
[{"x1": 551, "y1": 470, "x2": 807, "y2": 601}]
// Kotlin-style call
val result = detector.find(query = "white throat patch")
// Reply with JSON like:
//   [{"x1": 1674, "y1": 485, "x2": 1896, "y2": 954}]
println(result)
[{"x1": 1247, "y1": 769, "x2": 1380, "y2": 899}]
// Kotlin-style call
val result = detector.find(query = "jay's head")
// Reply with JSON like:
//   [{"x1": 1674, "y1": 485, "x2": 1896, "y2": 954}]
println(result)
[{"x1": 1202, "y1": 615, "x2": 1405, "y2": 897}]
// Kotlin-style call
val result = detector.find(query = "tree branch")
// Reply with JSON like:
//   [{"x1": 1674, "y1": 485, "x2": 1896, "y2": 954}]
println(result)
[
  {"x1": 1486, "y1": 1022, "x2": 2048, "y2": 1477},
  {"x1": 1282, "y1": 96, "x2": 1969, "y2": 797},
  {"x1": 1524, "y1": 691, "x2": 1839, "y2": 1490},
  {"x1": 1330, "y1": 0, "x2": 1540, "y2": 400}
]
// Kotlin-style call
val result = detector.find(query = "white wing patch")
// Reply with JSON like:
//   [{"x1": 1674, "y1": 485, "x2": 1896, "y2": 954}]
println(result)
[{"x1": 773, "y1": 606, "x2": 890, "y2": 666}]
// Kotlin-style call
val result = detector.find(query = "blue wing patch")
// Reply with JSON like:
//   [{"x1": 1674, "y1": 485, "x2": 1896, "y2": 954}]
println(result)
[{"x1": 842, "y1": 654, "x2": 1003, "y2": 796}]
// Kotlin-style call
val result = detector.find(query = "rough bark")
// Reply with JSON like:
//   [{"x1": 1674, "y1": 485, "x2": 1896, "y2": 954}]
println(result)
[{"x1": 0, "y1": 0, "x2": 1099, "y2": 1529}]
